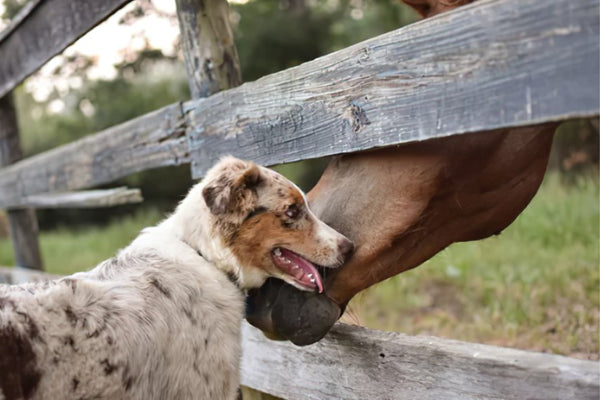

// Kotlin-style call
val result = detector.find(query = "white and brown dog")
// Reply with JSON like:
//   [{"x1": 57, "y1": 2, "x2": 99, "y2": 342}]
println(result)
[{"x1": 0, "y1": 156, "x2": 353, "y2": 400}]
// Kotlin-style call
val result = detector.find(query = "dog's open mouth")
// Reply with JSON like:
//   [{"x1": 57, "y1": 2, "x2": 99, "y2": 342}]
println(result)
[{"x1": 271, "y1": 247, "x2": 323, "y2": 293}]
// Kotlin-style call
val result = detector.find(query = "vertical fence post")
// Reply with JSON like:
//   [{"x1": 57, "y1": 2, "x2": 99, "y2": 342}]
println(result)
[
  {"x1": 174, "y1": 1, "x2": 248, "y2": 398},
  {"x1": 175, "y1": 0, "x2": 242, "y2": 99},
  {"x1": 0, "y1": 93, "x2": 44, "y2": 270}
]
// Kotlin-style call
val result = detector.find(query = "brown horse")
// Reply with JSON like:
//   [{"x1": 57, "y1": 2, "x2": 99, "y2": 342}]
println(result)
[{"x1": 245, "y1": 0, "x2": 556, "y2": 345}]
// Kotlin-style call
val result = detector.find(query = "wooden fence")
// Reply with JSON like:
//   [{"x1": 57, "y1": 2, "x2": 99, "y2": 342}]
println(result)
[{"x1": 0, "y1": 0, "x2": 598, "y2": 398}]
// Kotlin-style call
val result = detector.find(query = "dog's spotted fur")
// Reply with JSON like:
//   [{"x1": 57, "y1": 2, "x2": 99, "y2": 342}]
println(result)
[{"x1": 0, "y1": 157, "x2": 352, "y2": 400}]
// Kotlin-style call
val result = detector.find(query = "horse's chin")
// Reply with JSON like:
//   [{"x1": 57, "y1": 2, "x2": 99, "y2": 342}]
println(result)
[{"x1": 245, "y1": 278, "x2": 341, "y2": 346}]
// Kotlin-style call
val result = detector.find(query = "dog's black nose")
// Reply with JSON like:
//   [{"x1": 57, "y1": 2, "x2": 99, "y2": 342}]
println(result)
[{"x1": 338, "y1": 238, "x2": 354, "y2": 261}]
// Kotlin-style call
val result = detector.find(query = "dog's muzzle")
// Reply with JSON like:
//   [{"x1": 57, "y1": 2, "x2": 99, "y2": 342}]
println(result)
[{"x1": 245, "y1": 278, "x2": 342, "y2": 346}]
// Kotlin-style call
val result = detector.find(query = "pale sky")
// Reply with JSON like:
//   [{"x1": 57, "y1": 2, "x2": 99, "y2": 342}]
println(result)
[
  {"x1": 1, "y1": 0, "x2": 183, "y2": 102},
  {"x1": 0, "y1": 0, "x2": 292, "y2": 106}
]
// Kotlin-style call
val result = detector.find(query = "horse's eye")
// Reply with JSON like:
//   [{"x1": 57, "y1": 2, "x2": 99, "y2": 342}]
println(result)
[{"x1": 285, "y1": 204, "x2": 300, "y2": 219}]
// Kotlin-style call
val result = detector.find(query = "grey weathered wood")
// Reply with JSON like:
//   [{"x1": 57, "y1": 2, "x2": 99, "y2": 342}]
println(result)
[
  {"x1": 8, "y1": 187, "x2": 142, "y2": 209},
  {"x1": 0, "y1": 93, "x2": 43, "y2": 270},
  {"x1": 186, "y1": 0, "x2": 600, "y2": 178},
  {"x1": 0, "y1": 0, "x2": 130, "y2": 98},
  {"x1": 0, "y1": 103, "x2": 187, "y2": 209},
  {"x1": 5, "y1": 209, "x2": 43, "y2": 270},
  {"x1": 175, "y1": 0, "x2": 242, "y2": 99},
  {"x1": 241, "y1": 322, "x2": 600, "y2": 400},
  {"x1": 0, "y1": 266, "x2": 58, "y2": 285}
]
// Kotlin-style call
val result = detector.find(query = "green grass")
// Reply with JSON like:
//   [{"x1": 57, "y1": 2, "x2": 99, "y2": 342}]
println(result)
[
  {"x1": 349, "y1": 173, "x2": 599, "y2": 359},
  {"x1": 0, "y1": 173, "x2": 598, "y2": 359},
  {"x1": 0, "y1": 209, "x2": 164, "y2": 275}
]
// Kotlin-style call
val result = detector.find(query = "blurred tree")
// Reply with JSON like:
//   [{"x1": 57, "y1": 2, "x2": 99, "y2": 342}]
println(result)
[
  {"x1": 1, "y1": 0, "x2": 27, "y2": 21},
  {"x1": 232, "y1": 0, "x2": 418, "y2": 81},
  {"x1": 550, "y1": 118, "x2": 599, "y2": 182},
  {"x1": 14, "y1": 60, "x2": 193, "y2": 228}
]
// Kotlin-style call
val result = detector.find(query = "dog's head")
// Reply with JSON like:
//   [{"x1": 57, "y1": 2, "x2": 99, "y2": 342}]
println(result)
[{"x1": 194, "y1": 156, "x2": 354, "y2": 291}]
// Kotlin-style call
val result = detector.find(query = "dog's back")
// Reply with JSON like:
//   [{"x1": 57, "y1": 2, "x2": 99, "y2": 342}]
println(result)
[{"x1": 0, "y1": 230, "x2": 244, "y2": 400}]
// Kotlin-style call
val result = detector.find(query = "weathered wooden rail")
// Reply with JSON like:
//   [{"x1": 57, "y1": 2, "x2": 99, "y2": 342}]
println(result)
[
  {"x1": 241, "y1": 321, "x2": 599, "y2": 400},
  {"x1": 0, "y1": 0, "x2": 129, "y2": 99},
  {"x1": 0, "y1": 0, "x2": 598, "y2": 398}
]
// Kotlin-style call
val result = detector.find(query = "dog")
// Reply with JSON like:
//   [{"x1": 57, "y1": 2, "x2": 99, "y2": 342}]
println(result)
[{"x1": 0, "y1": 156, "x2": 353, "y2": 400}]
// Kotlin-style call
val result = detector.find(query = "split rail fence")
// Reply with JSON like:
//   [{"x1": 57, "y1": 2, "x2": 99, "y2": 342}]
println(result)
[{"x1": 0, "y1": 0, "x2": 598, "y2": 398}]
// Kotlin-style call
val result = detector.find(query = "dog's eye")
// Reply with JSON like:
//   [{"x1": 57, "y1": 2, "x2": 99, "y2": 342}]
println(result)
[{"x1": 285, "y1": 204, "x2": 301, "y2": 219}]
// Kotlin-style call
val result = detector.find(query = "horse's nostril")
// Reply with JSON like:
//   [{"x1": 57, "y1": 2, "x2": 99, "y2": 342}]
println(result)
[{"x1": 338, "y1": 239, "x2": 354, "y2": 261}]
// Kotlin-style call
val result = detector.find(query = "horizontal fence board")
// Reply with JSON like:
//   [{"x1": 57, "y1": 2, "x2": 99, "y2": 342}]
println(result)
[
  {"x1": 0, "y1": 266, "x2": 59, "y2": 285},
  {"x1": 241, "y1": 322, "x2": 600, "y2": 400},
  {"x1": 186, "y1": 0, "x2": 599, "y2": 177},
  {"x1": 7, "y1": 187, "x2": 142, "y2": 209},
  {"x1": 0, "y1": 104, "x2": 187, "y2": 208},
  {"x1": 0, "y1": 0, "x2": 130, "y2": 98}
]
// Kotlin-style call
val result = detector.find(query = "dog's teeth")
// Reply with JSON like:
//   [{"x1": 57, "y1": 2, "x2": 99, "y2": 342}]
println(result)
[
  {"x1": 273, "y1": 248, "x2": 282, "y2": 256},
  {"x1": 307, "y1": 273, "x2": 313, "y2": 278}
]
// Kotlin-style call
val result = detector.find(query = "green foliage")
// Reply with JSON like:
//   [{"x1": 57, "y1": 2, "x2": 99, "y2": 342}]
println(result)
[
  {"x1": 85, "y1": 72, "x2": 189, "y2": 132},
  {"x1": 0, "y1": 209, "x2": 164, "y2": 275},
  {"x1": 15, "y1": 64, "x2": 190, "y2": 156},
  {"x1": 1, "y1": 0, "x2": 27, "y2": 21},
  {"x1": 232, "y1": 0, "x2": 418, "y2": 81},
  {"x1": 232, "y1": 0, "x2": 333, "y2": 81},
  {"x1": 272, "y1": 157, "x2": 331, "y2": 191}
]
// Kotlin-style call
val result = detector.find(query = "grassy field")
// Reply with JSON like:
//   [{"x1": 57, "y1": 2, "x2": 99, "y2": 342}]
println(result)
[
  {"x1": 0, "y1": 173, "x2": 598, "y2": 359},
  {"x1": 349, "y1": 172, "x2": 599, "y2": 360}
]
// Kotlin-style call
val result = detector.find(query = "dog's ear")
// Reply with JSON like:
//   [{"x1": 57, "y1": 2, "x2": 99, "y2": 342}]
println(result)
[
  {"x1": 234, "y1": 162, "x2": 262, "y2": 191},
  {"x1": 203, "y1": 162, "x2": 263, "y2": 215},
  {"x1": 202, "y1": 183, "x2": 231, "y2": 215}
]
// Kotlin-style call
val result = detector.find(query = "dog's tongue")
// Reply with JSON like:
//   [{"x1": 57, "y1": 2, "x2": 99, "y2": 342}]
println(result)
[{"x1": 271, "y1": 248, "x2": 323, "y2": 293}]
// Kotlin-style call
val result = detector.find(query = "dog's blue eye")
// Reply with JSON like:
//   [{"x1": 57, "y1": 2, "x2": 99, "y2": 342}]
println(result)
[{"x1": 285, "y1": 204, "x2": 300, "y2": 219}]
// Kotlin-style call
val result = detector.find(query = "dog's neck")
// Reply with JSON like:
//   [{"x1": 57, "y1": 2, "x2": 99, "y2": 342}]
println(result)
[{"x1": 158, "y1": 184, "x2": 266, "y2": 291}]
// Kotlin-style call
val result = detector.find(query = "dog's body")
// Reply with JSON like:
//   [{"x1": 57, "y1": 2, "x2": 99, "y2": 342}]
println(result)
[
  {"x1": 0, "y1": 157, "x2": 352, "y2": 400},
  {"x1": 0, "y1": 240, "x2": 244, "y2": 400}
]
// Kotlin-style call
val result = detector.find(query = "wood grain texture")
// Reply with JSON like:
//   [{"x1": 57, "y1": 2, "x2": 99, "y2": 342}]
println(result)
[
  {"x1": 241, "y1": 322, "x2": 600, "y2": 400},
  {"x1": 0, "y1": 0, "x2": 129, "y2": 98},
  {"x1": 175, "y1": 0, "x2": 242, "y2": 99},
  {"x1": 5, "y1": 209, "x2": 43, "y2": 270},
  {"x1": 8, "y1": 187, "x2": 142, "y2": 209},
  {"x1": 0, "y1": 93, "x2": 43, "y2": 270},
  {"x1": 186, "y1": 0, "x2": 600, "y2": 178},
  {"x1": 0, "y1": 266, "x2": 58, "y2": 285},
  {"x1": 0, "y1": 103, "x2": 187, "y2": 208}
]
